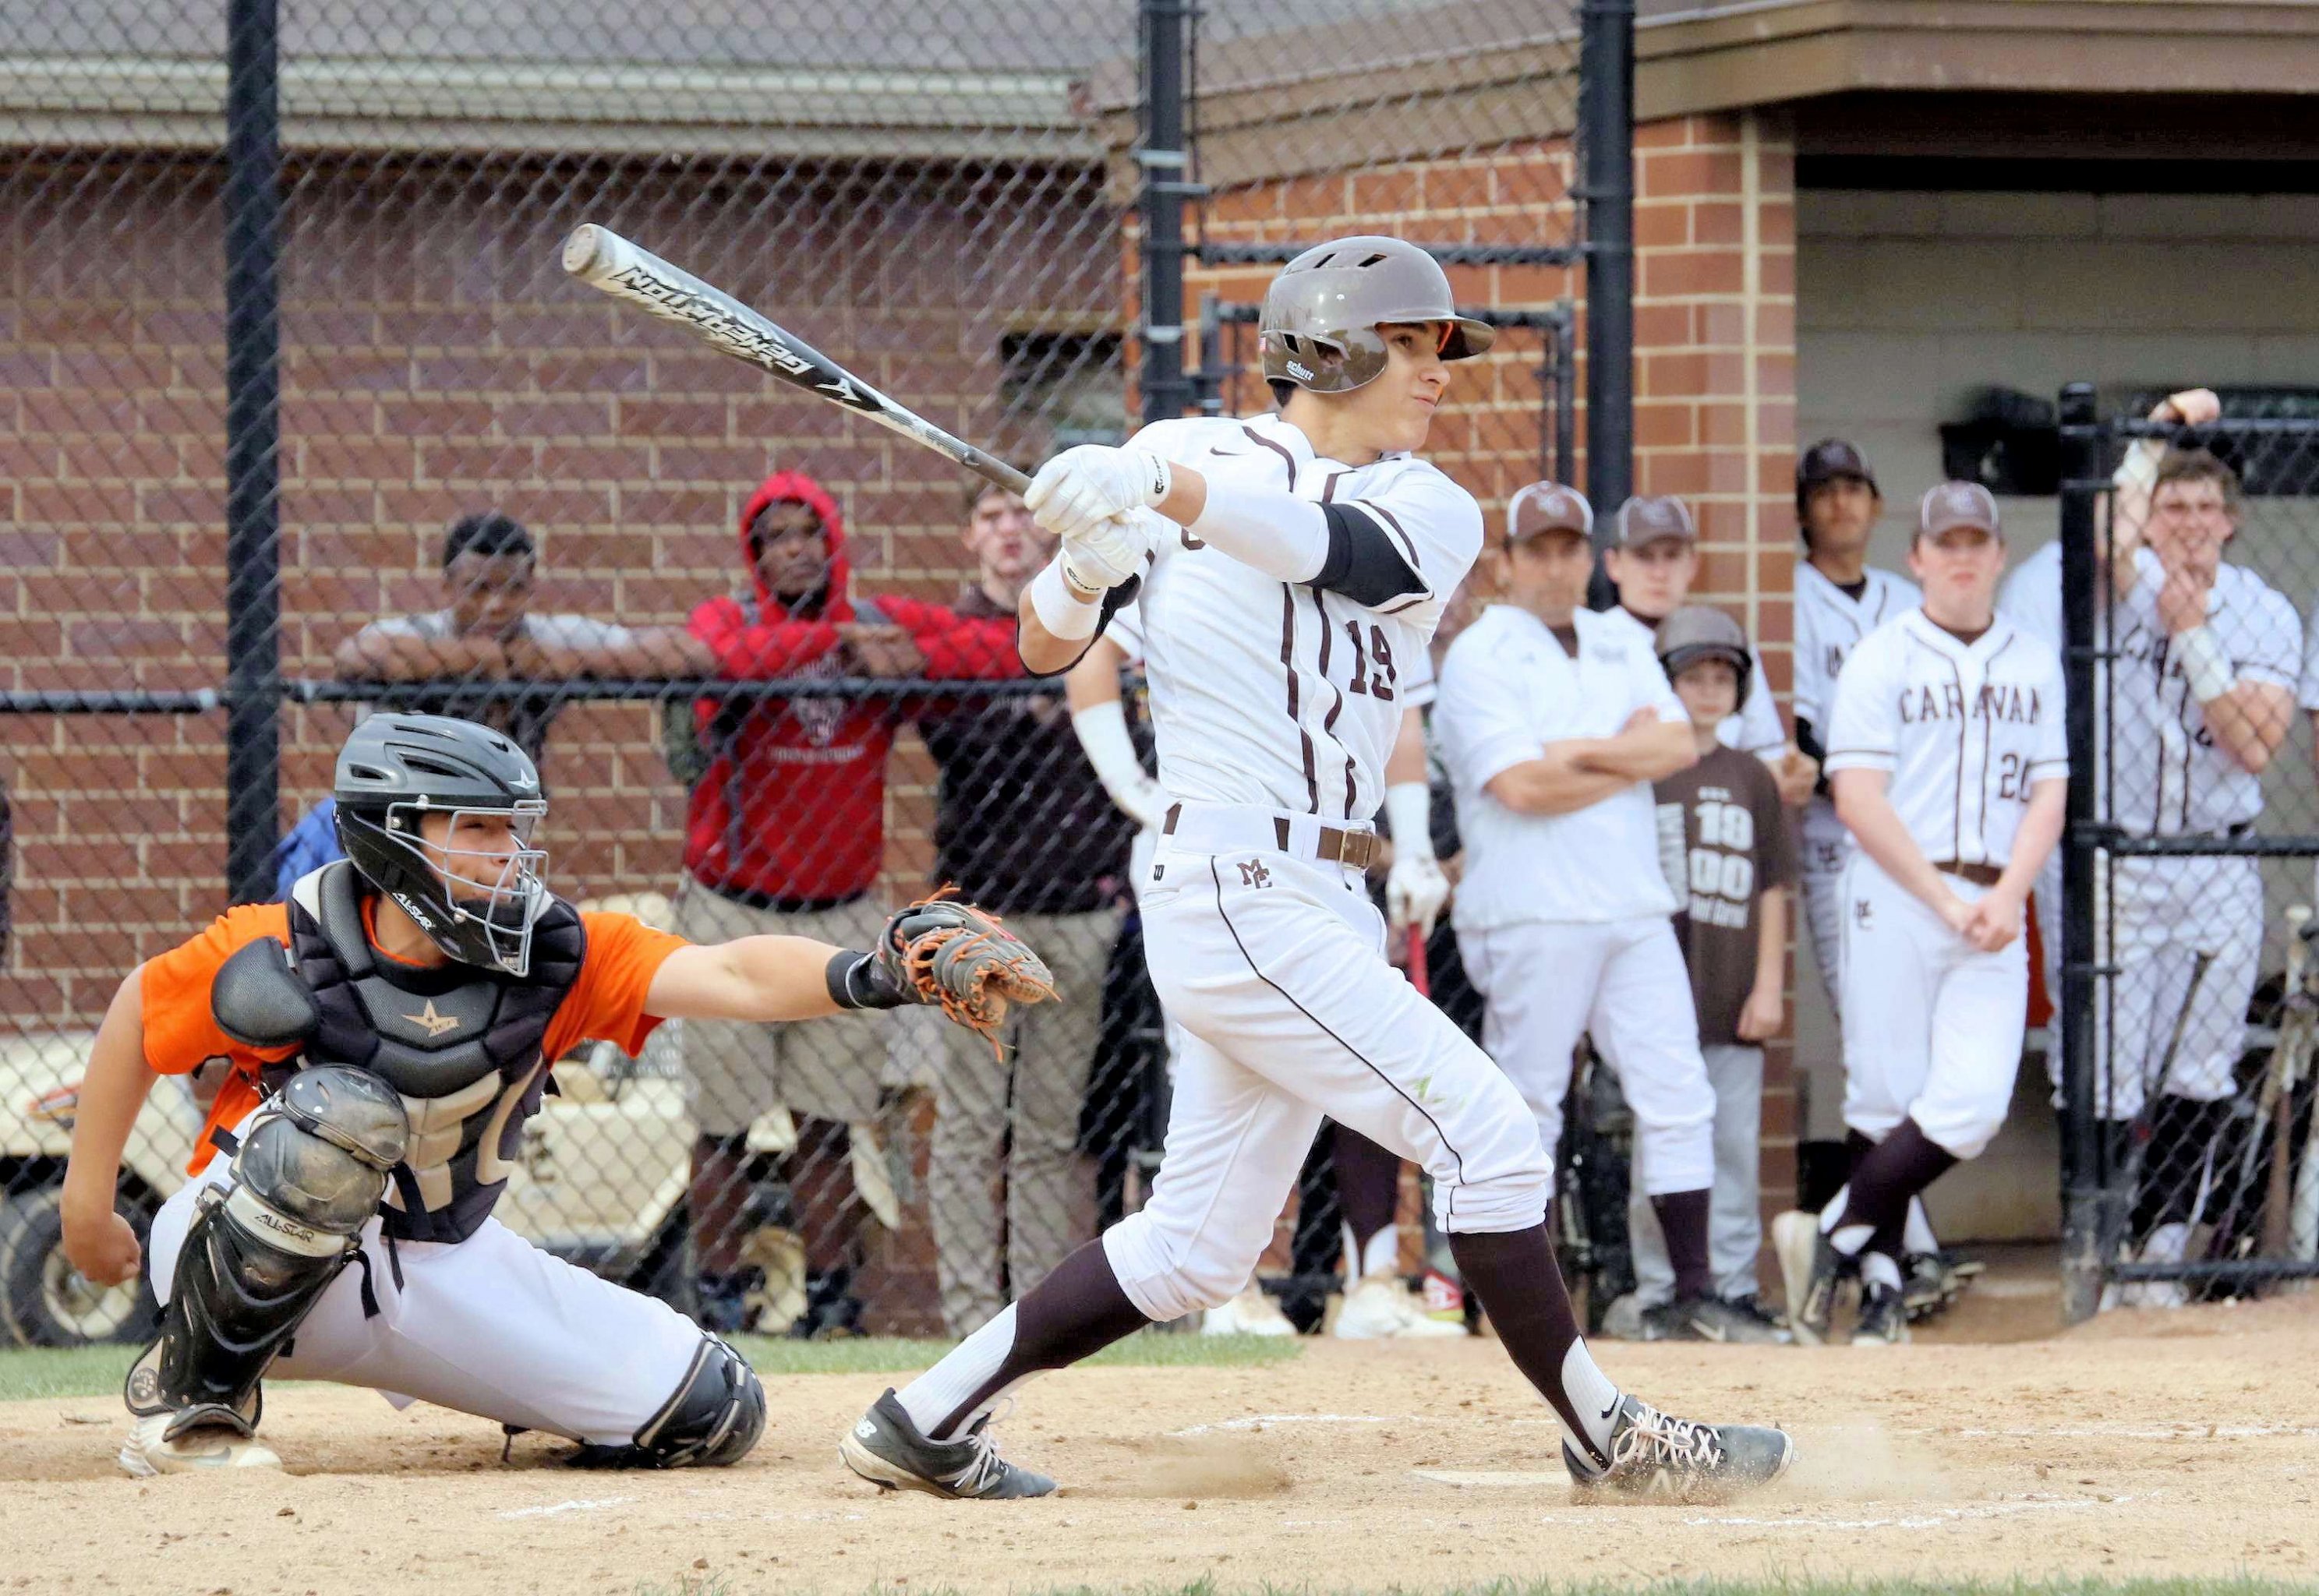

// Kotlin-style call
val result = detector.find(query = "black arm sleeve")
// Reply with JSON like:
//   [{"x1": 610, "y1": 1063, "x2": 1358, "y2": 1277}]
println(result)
[{"x1": 1312, "y1": 505, "x2": 1427, "y2": 608}]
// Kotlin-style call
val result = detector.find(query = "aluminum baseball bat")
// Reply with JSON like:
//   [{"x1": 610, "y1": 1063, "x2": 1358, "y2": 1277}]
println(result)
[{"x1": 560, "y1": 223, "x2": 1030, "y2": 496}]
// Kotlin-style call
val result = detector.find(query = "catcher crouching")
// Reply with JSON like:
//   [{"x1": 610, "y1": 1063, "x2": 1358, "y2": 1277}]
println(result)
[{"x1": 55, "y1": 713, "x2": 1053, "y2": 1476}]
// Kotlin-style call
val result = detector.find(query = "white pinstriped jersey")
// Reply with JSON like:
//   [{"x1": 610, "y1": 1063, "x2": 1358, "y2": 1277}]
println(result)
[
  {"x1": 1121, "y1": 411, "x2": 1466, "y2": 824},
  {"x1": 1825, "y1": 610, "x2": 2066, "y2": 868},
  {"x1": 2108, "y1": 556, "x2": 2298, "y2": 836},
  {"x1": 1793, "y1": 562, "x2": 1919, "y2": 747}
]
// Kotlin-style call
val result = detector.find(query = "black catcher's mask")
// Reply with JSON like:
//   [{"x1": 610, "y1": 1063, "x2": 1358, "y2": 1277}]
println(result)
[{"x1": 332, "y1": 714, "x2": 550, "y2": 977}]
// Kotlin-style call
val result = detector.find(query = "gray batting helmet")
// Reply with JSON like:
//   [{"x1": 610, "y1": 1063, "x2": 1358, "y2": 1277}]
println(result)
[
  {"x1": 1260, "y1": 237, "x2": 1495, "y2": 394},
  {"x1": 1655, "y1": 605, "x2": 1752, "y2": 702}
]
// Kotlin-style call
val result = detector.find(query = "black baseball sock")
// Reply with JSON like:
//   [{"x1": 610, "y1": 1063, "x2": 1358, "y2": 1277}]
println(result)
[
  {"x1": 894, "y1": 1239, "x2": 1151, "y2": 1442},
  {"x1": 1833, "y1": 1118, "x2": 1957, "y2": 1265},
  {"x1": 1334, "y1": 1124, "x2": 1402, "y2": 1273},
  {"x1": 1449, "y1": 1224, "x2": 1622, "y2": 1469},
  {"x1": 1651, "y1": 1188, "x2": 1714, "y2": 1302}
]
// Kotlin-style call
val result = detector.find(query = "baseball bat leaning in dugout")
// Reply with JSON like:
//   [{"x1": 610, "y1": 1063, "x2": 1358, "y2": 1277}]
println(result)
[
  {"x1": 560, "y1": 223, "x2": 1030, "y2": 496},
  {"x1": 2259, "y1": 907, "x2": 2315, "y2": 1259}
]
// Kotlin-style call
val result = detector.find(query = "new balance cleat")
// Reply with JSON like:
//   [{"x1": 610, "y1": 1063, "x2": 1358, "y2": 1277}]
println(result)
[{"x1": 840, "y1": 1389, "x2": 1055, "y2": 1500}]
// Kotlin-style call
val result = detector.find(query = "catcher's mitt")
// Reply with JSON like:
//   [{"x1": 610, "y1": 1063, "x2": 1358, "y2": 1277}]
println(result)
[{"x1": 875, "y1": 890, "x2": 1057, "y2": 1051}]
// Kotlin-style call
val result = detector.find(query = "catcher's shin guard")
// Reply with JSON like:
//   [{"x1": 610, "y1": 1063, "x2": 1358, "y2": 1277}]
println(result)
[
  {"x1": 566, "y1": 1334, "x2": 766, "y2": 1469},
  {"x1": 125, "y1": 1067, "x2": 407, "y2": 1432}
]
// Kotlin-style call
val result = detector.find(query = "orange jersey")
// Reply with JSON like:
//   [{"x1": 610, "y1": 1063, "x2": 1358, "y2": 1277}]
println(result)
[{"x1": 140, "y1": 901, "x2": 688, "y2": 1173}]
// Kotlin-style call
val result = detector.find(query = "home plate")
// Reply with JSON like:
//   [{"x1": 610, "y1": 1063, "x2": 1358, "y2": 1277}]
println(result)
[{"x1": 1412, "y1": 1469, "x2": 1568, "y2": 1487}]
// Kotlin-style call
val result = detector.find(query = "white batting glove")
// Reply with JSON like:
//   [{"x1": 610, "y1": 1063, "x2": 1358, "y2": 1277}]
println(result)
[
  {"x1": 1027, "y1": 445, "x2": 1172, "y2": 542},
  {"x1": 1386, "y1": 854, "x2": 1451, "y2": 937},
  {"x1": 1058, "y1": 511, "x2": 1154, "y2": 592}
]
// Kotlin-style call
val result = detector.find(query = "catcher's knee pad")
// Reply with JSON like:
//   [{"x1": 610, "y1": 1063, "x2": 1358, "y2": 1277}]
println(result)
[
  {"x1": 127, "y1": 1068, "x2": 407, "y2": 1422},
  {"x1": 628, "y1": 1335, "x2": 765, "y2": 1468}
]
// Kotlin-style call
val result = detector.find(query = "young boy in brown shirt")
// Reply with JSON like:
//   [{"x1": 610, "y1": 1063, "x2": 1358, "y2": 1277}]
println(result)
[{"x1": 1628, "y1": 606, "x2": 1798, "y2": 1336}]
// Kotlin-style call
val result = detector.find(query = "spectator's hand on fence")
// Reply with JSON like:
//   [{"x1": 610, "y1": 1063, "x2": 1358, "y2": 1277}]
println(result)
[
  {"x1": 338, "y1": 630, "x2": 508, "y2": 683},
  {"x1": 837, "y1": 624, "x2": 927, "y2": 680},
  {"x1": 1026, "y1": 445, "x2": 1172, "y2": 542},
  {"x1": 1736, "y1": 978, "x2": 1784, "y2": 1042},
  {"x1": 503, "y1": 633, "x2": 587, "y2": 680},
  {"x1": 2155, "y1": 388, "x2": 2222, "y2": 429},
  {"x1": 61, "y1": 1202, "x2": 142, "y2": 1288},
  {"x1": 1960, "y1": 885, "x2": 2026, "y2": 953}
]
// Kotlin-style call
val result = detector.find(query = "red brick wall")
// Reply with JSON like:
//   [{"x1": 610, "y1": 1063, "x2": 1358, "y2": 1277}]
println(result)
[
  {"x1": 1633, "y1": 111, "x2": 1801, "y2": 1216},
  {"x1": 1, "y1": 154, "x2": 1113, "y2": 1025}
]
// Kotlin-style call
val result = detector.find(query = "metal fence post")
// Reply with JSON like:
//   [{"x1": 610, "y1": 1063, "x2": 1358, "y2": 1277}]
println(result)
[
  {"x1": 1578, "y1": 0, "x2": 1633, "y2": 606},
  {"x1": 222, "y1": 0, "x2": 285, "y2": 905},
  {"x1": 1137, "y1": 0, "x2": 1195, "y2": 427},
  {"x1": 2057, "y1": 380, "x2": 2105, "y2": 1323}
]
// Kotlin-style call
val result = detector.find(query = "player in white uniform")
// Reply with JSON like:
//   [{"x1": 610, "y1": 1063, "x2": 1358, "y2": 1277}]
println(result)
[
  {"x1": 2095, "y1": 443, "x2": 2297, "y2": 1300},
  {"x1": 1067, "y1": 612, "x2": 1457, "y2": 1340},
  {"x1": 1788, "y1": 440, "x2": 1964, "y2": 1308},
  {"x1": 1773, "y1": 483, "x2": 2067, "y2": 1344},
  {"x1": 1998, "y1": 390, "x2": 2224, "y2": 1020},
  {"x1": 1434, "y1": 485, "x2": 1784, "y2": 1344},
  {"x1": 840, "y1": 236, "x2": 1791, "y2": 1501}
]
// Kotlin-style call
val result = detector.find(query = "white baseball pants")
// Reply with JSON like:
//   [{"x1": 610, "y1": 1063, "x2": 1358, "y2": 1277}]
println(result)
[
  {"x1": 150, "y1": 1114, "x2": 708, "y2": 1446},
  {"x1": 1837, "y1": 856, "x2": 2025, "y2": 1160},
  {"x1": 2077, "y1": 854, "x2": 2260, "y2": 1121},
  {"x1": 1105, "y1": 821, "x2": 1550, "y2": 1323},
  {"x1": 1459, "y1": 916, "x2": 1716, "y2": 1196}
]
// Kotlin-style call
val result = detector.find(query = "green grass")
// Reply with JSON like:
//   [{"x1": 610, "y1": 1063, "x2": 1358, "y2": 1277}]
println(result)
[
  {"x1": 0, "y1": 1341, "x2": 135, "y2": 1402},
  {"x1": 628, "y1": 1577, "x2": 2319, "y2": 1596},
  {"x1": 0, "y1": 1329, "x2": 1299, "y2": 1402}
]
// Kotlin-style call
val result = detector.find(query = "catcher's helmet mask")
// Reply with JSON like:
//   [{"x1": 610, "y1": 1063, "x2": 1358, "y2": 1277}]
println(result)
[{"x1": 333, "y1": 715, "x2": 552, "y2": 977}]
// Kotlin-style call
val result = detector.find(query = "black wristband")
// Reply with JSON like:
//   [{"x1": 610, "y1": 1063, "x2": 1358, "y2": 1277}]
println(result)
[{"x1": 825, "y1": 949, "x2": 908, "y2": 1011}]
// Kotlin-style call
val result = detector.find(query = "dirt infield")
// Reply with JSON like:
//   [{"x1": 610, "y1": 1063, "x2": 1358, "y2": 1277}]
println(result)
[{"x1": 5, "y1": 1294, "x2": 2317, "y2": 1594}]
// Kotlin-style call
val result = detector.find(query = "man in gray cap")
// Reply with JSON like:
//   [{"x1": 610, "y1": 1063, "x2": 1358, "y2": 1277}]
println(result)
[{"x1": 1605, "y1": 496, "x2": 1815, "y2": 807}]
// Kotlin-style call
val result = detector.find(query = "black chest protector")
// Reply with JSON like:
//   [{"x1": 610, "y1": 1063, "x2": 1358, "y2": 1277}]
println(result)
[{"x1": 281, "y1": 861, "x2": 585, "y2": 1244}]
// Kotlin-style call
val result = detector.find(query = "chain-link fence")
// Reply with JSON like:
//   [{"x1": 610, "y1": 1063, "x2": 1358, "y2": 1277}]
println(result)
[
  {"x1": 2056, "y1": 387, "x2": 2319, "y2": 1319},
  {"x1": 0, "y1": 2, "x2": 1597, "y2": 1344}
]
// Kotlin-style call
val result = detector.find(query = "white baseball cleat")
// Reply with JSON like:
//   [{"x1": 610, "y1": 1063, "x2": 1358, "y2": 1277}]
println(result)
[
  {"x1": 119, "y1": 1410, "x2": 284, "y2": 1478},
  {"x1": 1201, "y1": 1283, "x2": 1299, "y2": 1336},
  {"x1": 1333, "y1": 1273, "x2": 1467, "y2": 1339}
]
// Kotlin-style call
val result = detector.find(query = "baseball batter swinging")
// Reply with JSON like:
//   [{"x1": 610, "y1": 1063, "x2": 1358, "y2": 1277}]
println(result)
[
  {"x1": 1776, "y1": 483, "x2": 2067, "y2": 1344},
  {"x1": 61, "y1": 714, "x2": 1052, "y2": 1474},
  {"x1": 839, "y1": 236, "x2": 1792, "y2": 1501}
]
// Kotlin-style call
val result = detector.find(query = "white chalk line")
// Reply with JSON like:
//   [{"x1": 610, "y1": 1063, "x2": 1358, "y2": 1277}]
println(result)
[
  {"x1": 1170, "y1": 1413, "x2": 1407, "y2": 1437},
  {"x1": 497, "y1": 1495, "x2": 633, "y2": 1520}
]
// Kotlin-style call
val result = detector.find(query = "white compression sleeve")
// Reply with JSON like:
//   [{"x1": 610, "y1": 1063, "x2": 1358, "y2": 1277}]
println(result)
[
  {"x1": 1383, "y1": 780, "x2": 1433, "y2": 859},
  {"x1": 1186, "y1": 481, "x2": 1331, "y2": 584},
  {"x1": 1072, "y1": 699, "x2": 1165, "y2": 829}
]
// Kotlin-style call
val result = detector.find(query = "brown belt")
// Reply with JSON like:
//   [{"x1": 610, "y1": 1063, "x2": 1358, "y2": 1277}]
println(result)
[
  {"x1": 1934, "y1": 860, "x2": 2003, "y2": 888},
  {"x1": 1161, "y1": 804, "x2": 1380, "y2": 871}
]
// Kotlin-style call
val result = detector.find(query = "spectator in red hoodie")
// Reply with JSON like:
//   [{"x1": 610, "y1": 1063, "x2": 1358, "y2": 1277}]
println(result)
[{"x1": 670, "y1": 470, "x2": 925, "y2": 1336}]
